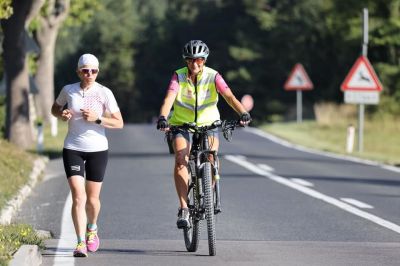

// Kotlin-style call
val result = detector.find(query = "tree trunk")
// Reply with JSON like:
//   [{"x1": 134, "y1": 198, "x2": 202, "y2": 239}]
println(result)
[
  {"x1": 1, "y1": 0, "x2": 45, "y2": 148},
  {"x1": 1, "y1": 2, "x2": 29, "y2": 148},
  {"x1": 34, "y1": 0, "x2": 70, "y2": 123}
]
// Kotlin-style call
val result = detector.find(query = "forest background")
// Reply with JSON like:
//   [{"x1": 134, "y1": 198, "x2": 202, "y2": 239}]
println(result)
[{"x1": 0, "y1": 0, "x2": 400, "y2": 147}]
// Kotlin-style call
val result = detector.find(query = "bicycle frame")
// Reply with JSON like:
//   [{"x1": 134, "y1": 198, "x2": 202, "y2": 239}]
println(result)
[
  {"x1": 189, "y1": 127, "x2": 220, "y2": 218},
  {"x1": 168, "y1": 120, "x2": 239, "y2": 256}
]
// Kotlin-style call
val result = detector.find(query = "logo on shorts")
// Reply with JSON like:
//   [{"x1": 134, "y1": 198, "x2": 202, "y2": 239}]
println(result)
[{"x1": 71, "y1": 165, "x2": 80, "y2": 171}]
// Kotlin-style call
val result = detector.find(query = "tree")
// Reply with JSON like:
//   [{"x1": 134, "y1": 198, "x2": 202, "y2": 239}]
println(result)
[
  {"x1": 1, "y1": 0, "x2": 45, "y2": 148},
  {"x1": 33, "y1": 0, "x2": 70, "y2": 123},
  {"x1": 32, "y1": 0, "x2": 101, "y2": 123},
  {"x1": 0, "y1": 0, "x2": 13, "y2": 19}
]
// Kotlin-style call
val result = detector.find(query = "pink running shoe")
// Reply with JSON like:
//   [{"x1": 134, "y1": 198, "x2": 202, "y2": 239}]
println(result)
[
  {"x1": 86, "y1": 228, "x2": 100, "y2": 252},
  {"x1": 73, "y1": 242, "x2": 88, "y2": 257}
]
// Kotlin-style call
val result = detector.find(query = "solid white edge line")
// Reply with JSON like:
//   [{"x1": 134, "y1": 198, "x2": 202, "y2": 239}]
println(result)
[
  {"x1": 340, "y1": 198, "x2": 374, "y2": 209},
  {"x1": 225, "y1": 155, "x2": 400, "y2": 234},
  {"x1": 53, "y1": 192, "x2": 75, "y2": 265},
  {"x1": 244, "y1": 127, "x2": 400, "y2": 173}
]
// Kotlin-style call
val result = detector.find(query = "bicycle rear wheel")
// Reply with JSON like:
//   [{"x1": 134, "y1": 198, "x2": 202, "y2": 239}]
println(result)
[
  {"x1": 184, "y1": 164, "x2": 200, "y2": 252},
  {"x1": 203, "y1": 162, "x2": 216, "y2": 256}
]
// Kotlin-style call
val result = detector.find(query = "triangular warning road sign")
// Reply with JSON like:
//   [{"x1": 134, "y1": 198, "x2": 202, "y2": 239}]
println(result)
[
  {"x1": 341, "y1": 56, "x2": 383, "y2": 91},
  {"x1": 284, "y1": 63, "x2": 314, "y2": 91}
]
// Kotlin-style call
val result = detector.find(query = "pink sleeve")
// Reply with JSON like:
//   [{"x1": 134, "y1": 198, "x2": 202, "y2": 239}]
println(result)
[
  {"x1": 167, "y1": 73, "x2": 179, "y2": 93},
  {"x1": 215, "y1": 73, "x2": 229, "y2": 94}
]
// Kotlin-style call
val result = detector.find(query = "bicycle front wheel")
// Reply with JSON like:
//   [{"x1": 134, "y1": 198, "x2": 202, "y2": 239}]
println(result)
[
  {"x1": 184, "y1": 164, "x2": 200, "y2": 252},
  {"x1": 203, "y1": 162, "x2": 216, "y2": 256}
]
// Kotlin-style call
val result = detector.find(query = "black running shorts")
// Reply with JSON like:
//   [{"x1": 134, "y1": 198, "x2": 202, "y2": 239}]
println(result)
[{"x1": 62, "y1": 148, "x2": 108, "y2": 182}]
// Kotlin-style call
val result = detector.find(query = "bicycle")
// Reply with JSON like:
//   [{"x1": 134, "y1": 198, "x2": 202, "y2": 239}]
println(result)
[{"x1": 168, "y1": 120, "x2": 240, "y2": 256}]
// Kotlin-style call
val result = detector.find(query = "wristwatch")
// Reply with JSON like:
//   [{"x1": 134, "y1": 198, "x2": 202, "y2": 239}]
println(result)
[{"x1": 95, "y1": 117, "x2": 102, "y2": 125}]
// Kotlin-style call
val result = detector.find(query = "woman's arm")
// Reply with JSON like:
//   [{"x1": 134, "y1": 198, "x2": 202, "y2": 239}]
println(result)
[
  {"x1": 220, "y1": 88, "x2": 247, "y2": 115},
  {"x1": 100, "y1": 112, "x2": 124, "y2": 129},
  {"x1": 80, "y1": 109, "x2": 123, "y2": 129},
  {"x1": 51, "y1": 102, "x2": 72, "y2": 121},
  {"x1": 159, "y1": 90, "x2": 177, "y2": 118}
]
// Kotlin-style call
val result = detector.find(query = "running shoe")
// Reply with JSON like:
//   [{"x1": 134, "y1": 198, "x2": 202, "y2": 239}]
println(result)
[
  {"x1": 177, "y1": 208, "x2": 190, "y2": 229},
  {"x1": 86, "y1": 228, "x2": 100, "y2": 252},
  {"x1": 73, "y1": 242, "x2": 88, "y2": 257}
]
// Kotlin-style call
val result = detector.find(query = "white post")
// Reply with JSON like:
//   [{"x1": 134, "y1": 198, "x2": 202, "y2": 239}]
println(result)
[
  {"x1": 296, "y1": 90, "x2": 302, "y2": 123},
  {"x1": 37, "y1": 123, "x2": 44, "y2": 153},
  {"x1": 50, "y1": 116, "x2": 58, "y2": 137},
  {"x1": 358, "y1": 8, "x2": 368, "y2": 152},
  {"x1": 346, "y1": 124, "x2": 355, "y2": 153}
]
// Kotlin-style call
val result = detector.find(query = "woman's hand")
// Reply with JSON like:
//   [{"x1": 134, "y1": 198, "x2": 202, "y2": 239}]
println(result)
[
  {"x1": 61, "y1": 109, "x2": 72, "y2": 121},
  {"x1": 156, "y1": 116, "x2": 169, "y2": 131},
  {"x1": 239, "y1": 112, "x2": 251, "y2": 126},
  {"x1": 80, "y1": 109, "x2": 98, "y2": 122}
]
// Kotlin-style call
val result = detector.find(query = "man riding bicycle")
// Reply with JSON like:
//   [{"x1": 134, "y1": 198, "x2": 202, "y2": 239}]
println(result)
[{"x1": 157, "y1": 40, "x2": 251, "y2": 229}]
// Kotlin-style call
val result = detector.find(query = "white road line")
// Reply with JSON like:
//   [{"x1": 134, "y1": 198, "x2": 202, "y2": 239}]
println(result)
[
  {"x1": 340, "y1": 198, "x2": 374, "y2": 209},
  {"x1": 257, "y1": 164, "x2": 275, "y2": 172},
  {"x1": 381, "y1": 165, "x2": 400, "y2": 173},
  {"x1": 290, "y1": 178, "x2": 314, "y2": 187},
  {"x1": 225, "y1": 155, "x2": 400, "y2": 234},
  {"x1": 53, "y1": 192, "x2": 75, "y2": 265}
]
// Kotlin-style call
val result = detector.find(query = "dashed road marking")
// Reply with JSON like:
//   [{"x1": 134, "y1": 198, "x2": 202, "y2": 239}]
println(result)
[
  {"x1": 225, "y1": 154, "x2": 400, "y2": 234},
  {"x1": 290, "y1": 178, "x2": 314, "y2": 187},
  {"x1": 340, "y1": 198, "x2": 374, "y2": 209},
  {"x1": 257, "y1": 164, "x2": 275, "y2": 172}
]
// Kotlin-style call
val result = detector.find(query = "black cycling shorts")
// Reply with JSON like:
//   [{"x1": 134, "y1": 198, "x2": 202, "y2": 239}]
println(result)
[
  {"x1": 171, "y1": 127, "x2": 219, "y2": 142},
  {"x1": 62, "y1": 148, "x2": 108, "y2": 182}
]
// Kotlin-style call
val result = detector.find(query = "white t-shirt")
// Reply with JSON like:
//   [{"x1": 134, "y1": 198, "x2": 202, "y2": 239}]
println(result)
[{"x1": 56, "y1": 82, "x2": 120, "y2": 152}]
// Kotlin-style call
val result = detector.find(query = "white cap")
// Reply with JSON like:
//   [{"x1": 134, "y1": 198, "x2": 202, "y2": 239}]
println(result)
[{"x1": 77, "y1": 54, "x2": 99, "y2": 69}]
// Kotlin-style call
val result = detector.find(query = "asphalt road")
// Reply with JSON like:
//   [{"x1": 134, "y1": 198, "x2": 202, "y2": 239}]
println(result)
[{"x1": 14, "y1": 124, "x2": 400, "y2": 265}]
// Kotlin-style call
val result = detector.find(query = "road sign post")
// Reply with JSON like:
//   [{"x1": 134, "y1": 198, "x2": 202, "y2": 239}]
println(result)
[
  {"x1": 340, "y1": 8, "x2": 383, "y2": 152},
  {"x1": 284, "y1": 63, "x2": 314, "y2": 123}
]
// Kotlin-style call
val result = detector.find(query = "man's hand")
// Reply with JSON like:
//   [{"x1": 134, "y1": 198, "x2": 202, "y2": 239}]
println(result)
[
  {"x1": 239, "y1": 112, "x2": 251, "y2": 126},
  {"x1": 157, "y1": 116, "x2": 169, "y2": 131}
]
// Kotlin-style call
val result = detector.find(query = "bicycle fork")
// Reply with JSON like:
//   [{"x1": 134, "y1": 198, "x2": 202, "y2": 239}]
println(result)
[
  {"x1": 213, "y1": 152, "x2": 221, "y2": 214},
  {"x1": 198, "y1": 150, "x2": 222, "y2": 215}
]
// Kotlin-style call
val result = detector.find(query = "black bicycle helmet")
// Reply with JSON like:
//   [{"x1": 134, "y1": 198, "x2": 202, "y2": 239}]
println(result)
[{"x1": 182, "y1": 40, "x2": 210, "y2": 59}]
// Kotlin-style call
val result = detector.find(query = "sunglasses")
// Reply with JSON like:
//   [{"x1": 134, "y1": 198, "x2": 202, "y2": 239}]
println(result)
[
  {"x1": 80, "y1": 68, "x2": 99, "y2": 75},
  {"x1": 185, "y1": 58, "x2": 205, "y2": 64}
]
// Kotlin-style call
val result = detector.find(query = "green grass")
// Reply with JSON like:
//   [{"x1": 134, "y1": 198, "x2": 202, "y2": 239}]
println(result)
[
  {"x1": 260, "y1": 117, "x2": 400, "y2": 165},
  {"x1": 0, "y1": 224, "x2": 45, "y2": 266},
  {"x1": 0, "y1": 140, "x2": 36, "y2": 209},
  {"x1": 34, "y1": 120, "x2": 68, "y2": 159},
  {"x1": 0, "y1": 121, "x2": 67, "y2": 265},
  {"x1": 0, "y1": 121, "x2": 67, "y2": 211}
]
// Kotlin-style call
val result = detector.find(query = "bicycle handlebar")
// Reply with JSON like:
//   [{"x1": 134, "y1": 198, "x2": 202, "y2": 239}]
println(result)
[{"x1": 169, "y1": 120, "x2": 241, "y2": 142}]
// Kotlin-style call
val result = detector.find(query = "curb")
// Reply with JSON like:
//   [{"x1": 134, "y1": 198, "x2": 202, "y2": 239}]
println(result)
[
  {"x1": 1, "y1": 156, "x2": 48, "y2": 265},
  {"x1": 0, "y1": 156, "x2": 48, "y2": 224},
  {"x1": 9, "y1": 245, "x2": 42, "y2": 266}
]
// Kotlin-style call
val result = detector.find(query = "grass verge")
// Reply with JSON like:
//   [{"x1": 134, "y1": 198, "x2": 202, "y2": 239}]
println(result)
[
  {"x1": 0, "y1": 120, "x2": 67, "y2": 265},
  {"x1": 260, "y1": 117, "x2": 400, "y2": 165},
  {"x1": 0, "y1": 224, "x2": 45, "y2": 266},
  {"x1": 30, "y1": 120, "x2": 68, "y2": 159},
  {"x1": 0, "y1": 140, "x2": 37, "y2": 210}
]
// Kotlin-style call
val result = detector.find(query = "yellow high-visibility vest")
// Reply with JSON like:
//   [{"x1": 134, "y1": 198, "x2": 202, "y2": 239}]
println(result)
[{"x1": 169, "y1": 66, "x2": 220, "y2": 126}]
